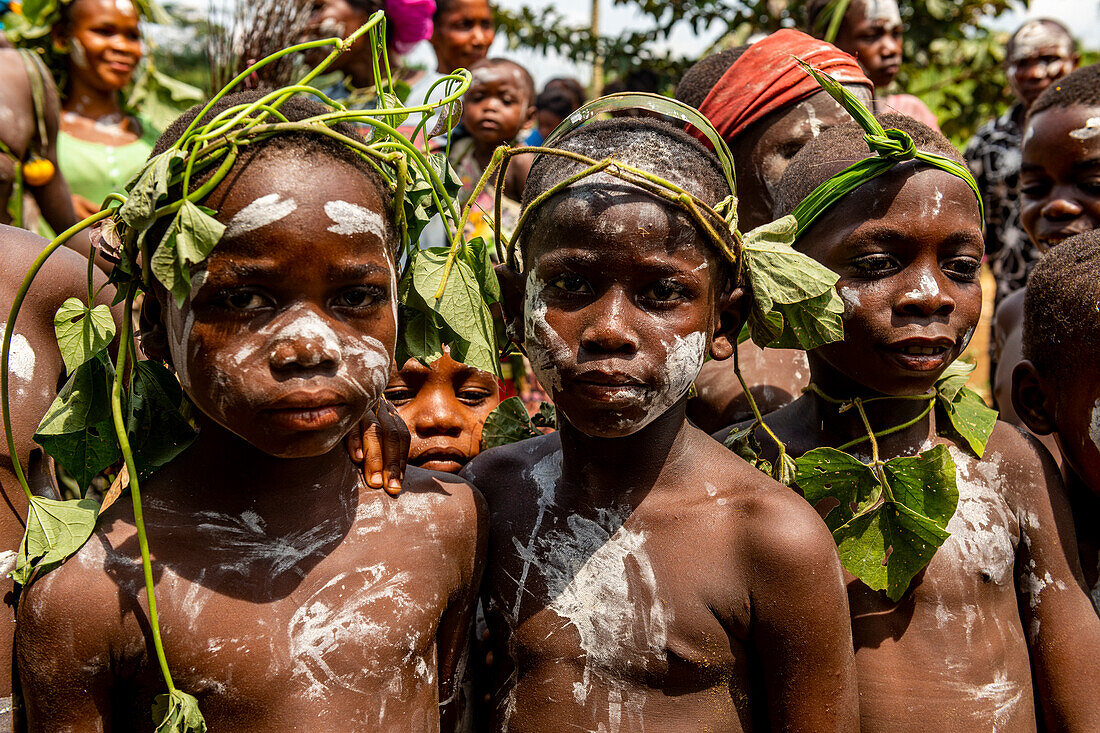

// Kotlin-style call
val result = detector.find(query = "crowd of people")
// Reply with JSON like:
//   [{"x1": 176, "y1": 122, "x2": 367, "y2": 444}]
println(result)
[{"x1": 1, "y1": 0, "x2": 1100, "y2": 730}]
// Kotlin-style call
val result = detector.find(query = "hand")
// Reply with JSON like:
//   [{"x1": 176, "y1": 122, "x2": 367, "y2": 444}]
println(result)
[
  {"x1": 72, "y1": 194, "x2": 99, "y2": 220},
  {"x1": 346, "y1": 398, "x2": 411, "y2": 496}
]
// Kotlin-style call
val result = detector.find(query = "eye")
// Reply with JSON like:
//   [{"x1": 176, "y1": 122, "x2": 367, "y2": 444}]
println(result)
[
  {"x1": 333, "y1": 286, "x2": 386, "y2": 309},
  {"x1": 942, "y1": 257, "x2": 981, "y2": 282},
  {"x1": 1079, "y1": 178, "x2": 1100, "y2": 195},
  {"x1": 1020, "y1": 180, "x2": 1051, "y2": 199},
  {"x1": 457, "y1": 388, "x2": 493, "y2": 406},
  {"x1": 216, "y1": 289, "x2": 273, "y2": 311},
  {"x1": 850, "y1": 253, "x2": 899, "y2": 276},
  {"x1": 640, "y1": 280, "x2": 688, "y2": 304},
  {"x1": 384, "y1": 386, "x2": 414, "y2": 405},
  {"x1": 549, "y1": 274, "x2": 592, "y2": 294}
]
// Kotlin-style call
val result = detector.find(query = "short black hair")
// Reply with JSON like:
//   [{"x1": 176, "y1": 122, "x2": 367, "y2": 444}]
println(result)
[
  {"x1": 434, "y1": 0, "x2": 490, "y2": 22},
  {"x1": 152, "y1": 90, "x2": 397, "y2": 255},
  {"x1": 674, "y1": 46, "x2": 750, "y2": 110},
  {"x1": 521, "y1": 117, "x2": 733, "y2": 266},
  {"x1": 804, "y1": 0, "x2": 841, "y2": 38},
  {"x1": 1024, "y1": 230, "x2": 1100, "y2": 379},
  {"x1": 774, "y1": 113, "x2": 965, "y2": 220},
  {"x1": 1006, "y1": 19, "x2": 1076, "y2": 61},
  {"x1": 469, "y1": 57, "x2": 536, "y2": 104},
  {"x1": 536, "y1": 88, "x2": 578, "y2": 119},
  {"x1": 1028, "y1": 63, "x2": 1100, "y2": 120}
]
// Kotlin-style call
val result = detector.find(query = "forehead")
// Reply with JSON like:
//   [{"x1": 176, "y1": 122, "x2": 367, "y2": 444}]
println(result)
[
  {"x1": 758, "y1": 88, "x2": 870, "y2": 143},
  {"x1": 73, "y1": 0, "x2": 140, "y2": 22},
  {"x1": 440, "y1": 0, "x2": 491, "y2": 21},
  {"x1": 852, "y1": 0, "x2": 901, "y2": 26},
  {"x1": 527, "y1": 184, "x2": 714, "y2": 264},
  {"x1": 1009, "y1": 23, "x2": 1072, "y2": 61},
  {"x1": 205, "y1": 152, "x2": 392, "y2": 264},
  {"x1": 800, "y1": 165, "x2": 982, "y2": 254},
  {"x1": 470, "y1": 65, "x2": 526, "y2": 91},
  {"x1": 1023, "y1": 105, "x2": 1100, "y2": 163}
]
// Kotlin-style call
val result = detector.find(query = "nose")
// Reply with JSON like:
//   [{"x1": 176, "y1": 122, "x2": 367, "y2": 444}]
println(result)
[
  {"x1": 471, "y1": 24, "x2": 492, "y2": 49},
  {"x1": 411, "y1": 390, "x2": 464, "y2": 438},
  {"x1": 580, "y1": 288, "x2": 639, "y2": 355},
  {"x1": 267, "y1": 309, "x2": 342, "y2": 371},
  {"x1": 1041, "y1": 189, "x2": 1083, "y2": 221},
  {"x1": 881, "y1": 34, "x2": 902, "y2": 58},
  {"x1": 896, "y1": 267, "x2": 955, "y2": 318}
]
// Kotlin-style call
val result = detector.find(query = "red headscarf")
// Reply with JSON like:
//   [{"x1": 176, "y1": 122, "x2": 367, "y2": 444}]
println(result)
[{"x1": 692, "y1": 29, "x2": 872, "y2": 146}]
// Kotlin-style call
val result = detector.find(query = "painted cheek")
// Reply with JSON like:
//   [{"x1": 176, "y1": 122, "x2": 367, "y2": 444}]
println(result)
[{"x1": 523, "y1": 276, "x2": 571, "y2": 395}]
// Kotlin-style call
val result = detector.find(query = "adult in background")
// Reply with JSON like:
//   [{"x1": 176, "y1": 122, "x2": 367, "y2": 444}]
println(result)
[
  {"x1": 405, "y1": 0, "x2": 494, "y2": 108},
  {"x1": 965, "y1": 19, "x2": 1078, "y2": 307},
  {"x1": 805, "y1": 0, "x2": 939, "y2": 130}
]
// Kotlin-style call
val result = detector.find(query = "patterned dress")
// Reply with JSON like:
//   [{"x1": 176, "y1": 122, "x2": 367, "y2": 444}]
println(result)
[{"x1": 964, "y1": 104, "x2": 1040, "y2": 307}]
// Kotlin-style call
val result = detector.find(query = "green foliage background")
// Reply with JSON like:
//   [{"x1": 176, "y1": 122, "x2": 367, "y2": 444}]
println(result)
[{"x1": 494, "y1": 0, "x2": 1096, "y2": 149}]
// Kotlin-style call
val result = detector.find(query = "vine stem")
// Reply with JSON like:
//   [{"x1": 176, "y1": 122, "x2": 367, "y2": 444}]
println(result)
[
  {"x1": 1, "y1": 209, "x2": 114, "y2": 503},
  {"x1": 853, "y1": 398, "x2": 894, "y2": 500},
  {"x1": 110, "y1": 283, "x2": 176, "y2": 694},
  {"x1": 731, "y1": 342, "x2": 790, "y2": 479}
]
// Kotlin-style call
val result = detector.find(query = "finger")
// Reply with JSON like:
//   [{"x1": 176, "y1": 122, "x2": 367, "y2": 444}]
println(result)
[
  {"x1": 380, "y1": 399, "x2": 410, "y2": 496},
  {"x1": 345, "y1": 421, "x2": 365, "y2": 464},
  {"x1": 362, "y1": 413, "x2": 385, "y2": 489}
]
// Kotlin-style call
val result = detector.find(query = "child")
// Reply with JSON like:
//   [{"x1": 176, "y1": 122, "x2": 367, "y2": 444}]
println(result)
[
  {"x1": 992, "y1": 63, "x2": 1100, "y2": 432},
  {"x1": 723, "y1": 112, "x2": 1100, "y2": 730},
  {"x1": 462, "y1": 117, "x2": 858, "y2": 731},
  {"x1": 448, "y1": 58, "x2": 535, "y2": 242},
  {"x1": 675, "y1": 29, "x2": 873, "y2": 431},
  {"x1": 386, "y1": 348, "x2": 501, "y2": 474},
  {"x1": 15, "y1": 93, "x2": 487, "y2": 730},
  {"x1": 1012, "y1": 231, "x2": 1100, "y2": 609}
]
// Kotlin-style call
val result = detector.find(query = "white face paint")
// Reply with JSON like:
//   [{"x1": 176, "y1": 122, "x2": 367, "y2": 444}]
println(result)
[
  {"x1": 839, "y1": 286, "x2": 862, "y2": 317},
  {"x1": 1090, "y1": 398, "x2": 1100, "y2": 452},
  {"x1": 799, "y1": 100, "x2": 823, "y2": 138},
  {"x1": 164, "y1": 269, "x2": 207, "y2": 390},
  {"x1": 523, "y1": 275, "x2": 569, "y2": 395},
  {"x1": 113, "y1": 0, "x2": 135, "y2": 14},
  {"x1": 1070, "y1": 118, "x2": 1100, "y2": 141},
  {"x1": 223, "y1": 194, "x2": 298, "y2": 240},
  {"x1": 324, "y1": 200, "x2": 385, "y2": 238},
  {"x1": 1009, "y1": 22, "x2": 1072, "y2": 63},
  {"x1": 905, "y1": 272, "x2": 939, "y2": 300},
  {"x1": 862, "y1": 0, "x2": 901, "y2": 25},
  {"x1": 0, "y1": 324, "x2": 35, "y2": 384},
  {"x1": 69, "y1": 38, "x2": 90, "y2": 70}
]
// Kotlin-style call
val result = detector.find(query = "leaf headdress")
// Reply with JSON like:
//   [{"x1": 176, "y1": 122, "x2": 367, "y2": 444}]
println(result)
[{"x1": 1, "y1": 13, "x2": 493, "y2": 730}]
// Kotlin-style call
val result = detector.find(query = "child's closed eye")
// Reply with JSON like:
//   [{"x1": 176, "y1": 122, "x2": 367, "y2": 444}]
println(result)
[
  {"x1": 456, "y1": 387, "x2": 494, "y2": 405},
  {"x1": 384, "y1": 386, "x2": 415, "y2": 404}
]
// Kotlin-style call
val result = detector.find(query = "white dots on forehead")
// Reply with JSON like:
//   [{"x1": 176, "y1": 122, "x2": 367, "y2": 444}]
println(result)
[
  {"x1": 324, "y1": 200, "x2": 385, "y2": 241},
  {"x1": 224, "y1": 193, "x2": 298, "y2": 240}
]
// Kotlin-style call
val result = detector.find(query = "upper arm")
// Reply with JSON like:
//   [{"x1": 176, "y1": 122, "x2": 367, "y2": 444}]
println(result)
[
  {"x1": 16, "y1": 563, "x2": 116, "y2": 731},
  {"x1": 1006, "y1": 428, "x2": 1100, "y2": 729},
  {"x1": 744, "y1": 492, "x2": 858, "y2": 733}
]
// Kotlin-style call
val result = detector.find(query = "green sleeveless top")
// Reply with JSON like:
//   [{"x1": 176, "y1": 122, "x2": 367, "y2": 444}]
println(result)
[{"x1": 57, "y1": 116, "x2": 160, "y2": 208}]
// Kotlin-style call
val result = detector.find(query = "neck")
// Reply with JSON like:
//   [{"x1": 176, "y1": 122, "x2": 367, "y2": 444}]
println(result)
[
  {"x1": 557, "y1": 398, "x2": 693, "y2": 507},
  {"x1": 472, "y1": 137, "x2": 504, "y2": 168},
  {"x1": 343, "y1": 51, "x2": 386, "y2": 90},
  {"x1": 63, "y1": 77, "x2": 123, "y2": 121},
  {"x1": 803, "y1": 358, "x2": 937, "y2": 459},
  {"x1": 165, "y1": 418, "x2": 360, "y2": 521}
]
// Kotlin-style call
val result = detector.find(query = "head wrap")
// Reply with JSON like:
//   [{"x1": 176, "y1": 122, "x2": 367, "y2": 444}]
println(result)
[
  {"x1": 385, "y1": 0, "x2": 435, "y2": 53},
  {"x1": 692, "y1": 29, "x2": 872, "y2": 146}
]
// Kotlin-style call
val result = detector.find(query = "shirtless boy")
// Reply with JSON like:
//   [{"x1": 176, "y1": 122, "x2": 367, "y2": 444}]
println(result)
[
  {"x1": 1012, "y1": 231, "x2": 1100, "y2": 610},
  {"x1": 992, "y1": 63, "x2": 1100, "y2": 432},
  {"x1": 15, "y1": 93, "x2": 487, "y2": 731},
  {"x1": 463, "y1": 117, "x2": 858, "y2": 732},
  {"x1": 675, "y1": 30, "x2": 873, "y2": 431},
  {"x1": 720, "y1": 113, "x2": 1100, "y2": 731}
]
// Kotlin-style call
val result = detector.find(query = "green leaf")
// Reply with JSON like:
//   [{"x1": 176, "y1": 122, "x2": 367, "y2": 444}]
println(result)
[
  {"x1": 11, "y1": 496, "x2": 100, "y2": 586},
  {"x1": 741, "y1": 215, "x2": 845, "y2": 350},
  {"x1": 480, "y1": 397, "x2": 541, "y2": 450},
  {"x1": 939, "y1": 385, "x2": 997, "y2": 457},
  {"x1": 150, "y1": 221, "x2": 188, "y2": 306},
  {"x1": 127, "y1": 361, "x2": 198, "y2": 480},
  {"x1": 118, "y1": 149, "x2": 183, "y2": 232},
  {"x1": 935, "y1": 359, "x2": 975, "y2": 402},
  {"x1": 175, "y1": 200, "x2": 225, "y2": 265},
  {"x1": 152, "y1": 689, "x2": 207, "y2": 733},
  {"x1": 832, "y1": 498, "x2": 951, "y2": 602},
  {"x1": 461, "y1": 237, "x2": 502, "y2": 305},
  {"x1": 53, "y1": 298, "x2": 116, "y2": 375},
  {"x1": 428, "y1": 98, "x2": 463, "y2": 138},
  {"x1": 796, "y1": 447, "x2": 881, "y2": 531},
  {"x1": 378, "y1": 92, "x2": 411, "y2": 129},
  {"x1": 883, "y1": 445, "x2": 958, "y2": 528},
  {"x1": 532, "y1": 402, "x2": 556, "y2": 429},
  {"x1": 34, "y1": 358, "x2": 121, "y2": 490}
]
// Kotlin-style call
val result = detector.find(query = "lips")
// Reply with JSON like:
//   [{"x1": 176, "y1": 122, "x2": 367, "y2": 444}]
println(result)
[
  {"x1": 569, "y1": 371, "x2": 650, "y2": 404},
  {"x1": 880, "y1": 337, "x2": 955, "y2": 372},
  {"x1": 412, "y1": 447, "x2": 468, "y2": 473},
  {"x1": 262, "y1": 390, "x2": 350, "y2": 431}
]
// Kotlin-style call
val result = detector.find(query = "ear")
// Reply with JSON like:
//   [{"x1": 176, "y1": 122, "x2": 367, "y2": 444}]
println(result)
[
  {"x1": 50, "y1": 27, "x2": 68, "y2": 53},
  {"x1": 709, "y1": 283, "x2": 749, "y2": 362},
  {"x1": 524, "y1": 103, "x2": 537, "y2": 126},
  {"x1": 1011, "y1": 360, "x2": 1056, "y2": 436},
  {"x1": 138, "y1": 290, "x2": 172, "y2": 365},
  {"x1": 494, "y1": 262, "x2": 528, "y2": 347}
]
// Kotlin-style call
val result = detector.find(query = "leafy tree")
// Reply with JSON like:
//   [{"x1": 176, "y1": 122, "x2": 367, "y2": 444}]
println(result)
[{"x1": 494, "y1": 0, "x2": 1061, "y2": 147}]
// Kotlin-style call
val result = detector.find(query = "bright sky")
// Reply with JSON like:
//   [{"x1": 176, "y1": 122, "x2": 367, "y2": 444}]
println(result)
[{"x1": 402, "y1": 0, "x2": 1100, "y2": 88}]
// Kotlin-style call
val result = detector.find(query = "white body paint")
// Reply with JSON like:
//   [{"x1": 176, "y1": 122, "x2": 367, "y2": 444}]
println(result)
[
  {"x1": 0, "y1": 323, "x2": 35, "y2": 384},
  {"x1": 511, "y1": 451, "x2": 562, "y2": 619},
  {"x1": 799, "y1": 100, "x2": 823, "y2": 138},
  {"x1": 905, "y1": 272, "x2": 940, "y2": 301},
  {"x1": 113, "y1": 0, "x2": 135, "y2": 13},
  {"x1": 863, "y1": 0, "x2": 901, "y2": 25},
  {"x1": 515, "y1": 507, "x2": 667, "y2": 733},
  {"x1": 223, "y1": 194, "x2": 298, "y2": 240},
  {"x1": 325, "y1": 200, "x2": 385, "y2": 238},
  {"x1": 1070, "y1": 118, "x2": 1100, "y2": 141},
  {"x1": 1090, "y1": 398, "x2": 1100, "y2": 451},
  {"x1": 1009, "y1": 22, "x2": 1072, "y2": 61},
  {"x1": 942, "y1": 448, "x2": 1018, "y2": 588},
  {"x1": 524, "y1": 276, "x2": 570, "y2": 394},
  {"x1": 839, "y1": 286, "x2": 861, "y2": 315}
]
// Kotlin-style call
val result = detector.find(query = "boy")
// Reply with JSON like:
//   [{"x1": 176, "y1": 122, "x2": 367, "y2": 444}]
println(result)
[
  {"x1": 1012, "y1": 232, "x2": 1100, "y2": 608},
  {"x1": 448, "y1": 58, "x2": 536, "y2": 242},
  {"x1": 385, "y1": 347, "x2": 501, "y2": 474},
  {"x1": 463, "y1": 117, "x2": 858, "y2": 731},
  {"x1": 15, "y1": 93, "x2": 487, "y2": 731},
  {"x1": 992, "y1": 63, "x2": 1100, "y2": 431},
  {"x1": 675, "y1": 29, "x2": 873, "y2": 430},
  {"x1": 723, "y1": 112, "x2": 1100, "y2": 731}
]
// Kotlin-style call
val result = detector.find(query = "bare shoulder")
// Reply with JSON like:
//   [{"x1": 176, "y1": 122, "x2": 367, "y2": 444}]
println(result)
[
  {"x1": 461, "y1": 431, "x2": 561, "y2": 505},
  {"x1": 974, "y1": 419, "x2": 1062, "y2": 505},
  {"x1": 397, "y1": 465, "x2": 487, "y2": 535},
  {"x1": 0, "y1": 224, "x2": 107, "y2": 307}
]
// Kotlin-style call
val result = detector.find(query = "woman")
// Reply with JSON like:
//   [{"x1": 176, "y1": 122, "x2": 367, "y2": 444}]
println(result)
[{"x1": 51, "y1": 0, "x2": 156, "y2": 218}]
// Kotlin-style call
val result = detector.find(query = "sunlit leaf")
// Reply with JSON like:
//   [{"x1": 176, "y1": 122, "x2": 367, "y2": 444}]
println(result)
[
  {"x1": 11, "y1": 496, "x2": 99, "y2": 586},
  {"x1": 152, "y1": 689, "x2": 207, "y2": 733},
  {"x1": 480, "y1": 397, "x2": 541, "y2": 450},
  {"x1": 53, "y1": 298, "x2": 116, "y2": 375}
]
